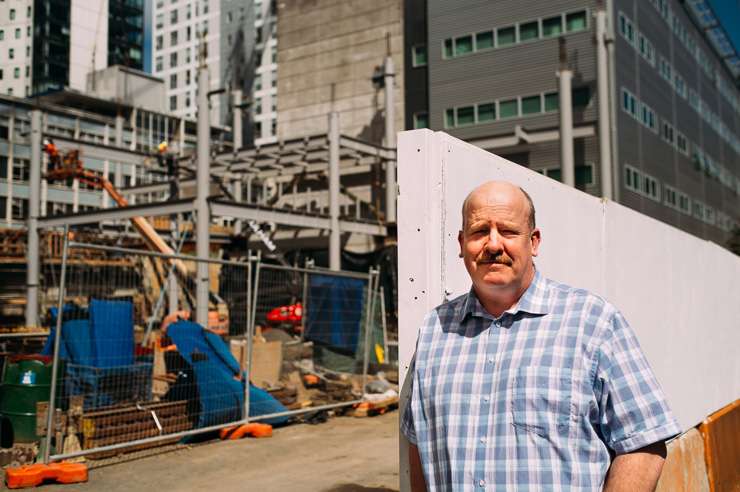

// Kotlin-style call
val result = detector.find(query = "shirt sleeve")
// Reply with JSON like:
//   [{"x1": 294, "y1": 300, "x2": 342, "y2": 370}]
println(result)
[
  {"x1": 595, "y1": 310, "x2": 682, "y2": 454},
  {"x1": 400, "y1": 356, "x2": 418, "y2": 445}
]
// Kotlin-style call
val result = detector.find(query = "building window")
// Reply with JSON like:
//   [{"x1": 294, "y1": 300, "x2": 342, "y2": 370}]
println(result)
[
  {"x1": 170, "y1": 9, "x2": 178, "y2": 23},
  {"x1": 170, "y1": 52, "x2": 177, "y2": 68},
  {"x1": 0, "y1": 69, "x2": 3, "y2": 80},
  {"x1": 566, "y1": 11, "x2": 587, "y2": 32},
  {"x1": 187, "y1": 26, "x2": 191, "y2": 41},
  {"x1": 521, "y1": 95, "x2": 541, "y2": 115},
  {"x1": 499, "y1": 99, "x2": 518, "y2": 119},
  {"x1": 185, "y1": 70, "x2": 191, "y2": 85},
  {"x1": 413, "y1": 112, "x2": 428, "y2": 129},
  {"x1": 475, "y1": 31, "x2": 494, "y2": 50},
  {"x1": 661, "y1": 120, "x2": 674, "y2": 145},
  {"x1": 15, "y1": 27, "x2": 20, "y2": 39},
  {"x1": 618, "y1": 12, "x2": 634, "y2": 44},
  {"x1": 663, "y1": 184, "x2": 677, "y2": 208},
  {"x1": 156, "y1": 56, "x2": 163, "y2": 72},
  {"x1": 170, "y1": 30, "x2": 178, "y2": 46},
  {"x1": 544, "y1": 92, "x2": 558, "y2": 112},
  {"x1": 497, "y1": 26, "x2": 516, "y2": 46},
  {"x1": 412, "y1": 45, "x2": 427, "y2": 67},
  {"x1": 14, "y1": 67, "x2": 19, "y2": 78},
  {"x1": 156, "y1": 35, "x2": 163, "y2": 50},
  {"x1": 519, "y1": 21, "x2": 539, "y2": 42},
  {"x1": 477, "y1": 103, "x2": 495, "y2": 122},
  {"x1": 676, "y1": 132, "x2": 688, "y2": 155},
  {"x1": 444, "y1": 108, "x2": 454, "y2": 128},
  {"x1": 170, "y1": 95, "x2": 177, "y2": 111},
  {"x1": 170, "y1": 73, "x2": 177, "y2": 89},
  {"x1": 0, "y1": 30, "x2": 3, "y2": 41},
  {"x1": 9, "y1": 48, "x2": 14, "y2": 59},
  {"x1": 456, "y1": 106, "x2": 475, "y2": 126},
  {"x1": 443, "y1": 39, "x2": 453, "y2": 58},
  {"x1": 575, "y1": 164, "x2": 594, "y2": 187},
  {"x1": 621, "y1": 88, "x2": 637, "y2": 117},
  {"x1": 572, "y1": 87, "x2": 591, "y2": 108},
  {"x1": 10, "y1": 8, "x2": 15, "y2": 20},
  {"x1": 454, "y1": 35, "x2": 473, "y2": 56},
  {"x1": 542, "y1": 15, "x2": 563, "y2": 37},
  {"x1": 156, "y1": 14, "x2": 164, "y2": 29},
  {"x1": 254, "y1": 75, "x2": 262, "y2": 91}
]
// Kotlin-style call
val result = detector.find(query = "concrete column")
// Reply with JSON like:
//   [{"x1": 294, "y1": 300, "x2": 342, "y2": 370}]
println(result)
[
  {"x1": 328, "y1": 111, "x2": 341, "y2": 271},
  {"x1": 72, "y1": 179, "x2": 79, "y2": 213},
  {"x1": 115, "y1": 114, "x2": 124, "y2": 147},
  {"x1": 25, "y1": 110, "x2": 42, "y2": 328},
  {"x1": 195, "y1": 47, "x2": 211, "y2": 327},
  {"x1": 557, "y1": 39, "x2": 575, "y2": 188},
  {"x1": 232, "y1": 89, "x2": 243, "y2": 151},
  {"x1": 596, "y1": 9, "x2": 613, "y2": 200},
  {"x1": 6, "y1": 117, "x2": 13, "y2": 224},
  {"x1": 233, "y1": 176, "x2": 243, "y2": 234},
  {"x1": 130, "y1": 108, "x2": 138, "y2": 151},
  {"x1": 383, "y1": 55, "x2": 397, "y2": 223},
  {"x1": 606, "y1": 0, "x2": 620, "y2": 203}
]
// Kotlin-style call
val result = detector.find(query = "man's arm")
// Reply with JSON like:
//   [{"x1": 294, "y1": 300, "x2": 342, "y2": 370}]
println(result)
[
  {"x1": 409, "y1": 443, "x2": 427, "y2": 492},
  {"x1": 603, "y1": 441, "x2": 667, "y2": 492}
]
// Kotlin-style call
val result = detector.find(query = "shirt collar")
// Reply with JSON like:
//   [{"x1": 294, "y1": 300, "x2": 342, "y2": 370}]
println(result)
[{"x1": 458, "y1": 269, "x2": 551, "y2": 323}]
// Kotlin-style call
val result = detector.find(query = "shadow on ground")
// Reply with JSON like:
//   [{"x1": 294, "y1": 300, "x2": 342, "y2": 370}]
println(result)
[{"x1": 323, "y1": 485, "x2": 399, "y2": 492}]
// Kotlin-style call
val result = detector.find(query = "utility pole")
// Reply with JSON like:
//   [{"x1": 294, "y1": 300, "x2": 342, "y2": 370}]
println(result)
[
  {"x1": 596, "y1": 5, "x2": 613, "y2": 199},
  {"x1": 328, "y1": 111, "x2": 341, "y2": 271}
]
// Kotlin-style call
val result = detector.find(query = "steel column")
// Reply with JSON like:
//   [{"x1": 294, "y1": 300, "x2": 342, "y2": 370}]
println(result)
[
  {"x1": 196, "y1": 45, "x2": 211, "y2": 327},
  {"x1": 328, "y1": 112, "x2": 341, "y2": 271},
  {"x1": 25, "y1": 110, "x2": 42, "y2": 327},
  {"x1": 558, "y1": 39, "x2": 575, "y2": 188},
  {"x1": 383, "y1": 56, "x2": 397, "y2": 223},
  {"x1": 596, "y1": 9, "x2": 613, "y2": 200}
]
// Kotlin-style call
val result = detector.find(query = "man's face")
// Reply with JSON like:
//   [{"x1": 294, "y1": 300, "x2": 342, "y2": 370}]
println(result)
[{"x1": 458, "y1": 184, "x2": 540, "y2": 295}]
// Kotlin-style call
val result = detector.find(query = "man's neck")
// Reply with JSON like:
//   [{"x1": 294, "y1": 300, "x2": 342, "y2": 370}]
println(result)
[{"x1": 475, "y1": 268, "x2": 535, "y2": 318}]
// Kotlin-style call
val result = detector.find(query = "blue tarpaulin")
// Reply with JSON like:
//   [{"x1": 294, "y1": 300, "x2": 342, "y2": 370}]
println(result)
[
  {"x1": 304, "y1": 275, "x2": 366, "y2": 355},
  {"x1": 167, "y1": 321, "x2": 288, "y2": 427},
  {"x1": 89, "y1": 299, "x2": 133, "y2": 368}
]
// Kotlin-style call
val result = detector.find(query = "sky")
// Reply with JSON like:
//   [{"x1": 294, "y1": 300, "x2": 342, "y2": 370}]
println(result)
[{"x1": 707, "y1": 0, "x2": 740, "y2": 53}]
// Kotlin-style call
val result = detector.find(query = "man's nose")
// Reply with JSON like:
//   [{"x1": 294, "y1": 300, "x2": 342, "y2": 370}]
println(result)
[{"x1": 485, "y1": 229, "x2": 503, "y2": 253}]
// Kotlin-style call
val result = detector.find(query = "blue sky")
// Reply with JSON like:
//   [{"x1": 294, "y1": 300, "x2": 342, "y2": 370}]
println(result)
[{"x1": 707, "y1": 0, "x2": 740, "y2": 52}]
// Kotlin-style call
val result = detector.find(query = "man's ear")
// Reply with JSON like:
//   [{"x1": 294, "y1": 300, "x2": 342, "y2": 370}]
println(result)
[
  {"x1": 530, "y1": 228, "x2": 541, "y2": 257},
  {"x1": 458, "y1": 230, "x2": 464, "y2": 258}
]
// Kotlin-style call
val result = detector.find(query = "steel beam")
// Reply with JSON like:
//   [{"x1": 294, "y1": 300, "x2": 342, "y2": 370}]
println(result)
[
  {"x1": 210, "y1": 200, "x2": 386, "y2": 236},
  {"x1": 37, "y1": 199, "x2": 195, "y2": 228}
]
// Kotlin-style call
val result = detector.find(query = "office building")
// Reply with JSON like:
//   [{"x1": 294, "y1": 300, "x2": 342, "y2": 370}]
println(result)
[
  {"x1": 406, "y1": 0, "x2": 739, "y2": 245},
  {"x1": 0, "y1": 0, "x2": 144, "y2": 97},
  {"x1": 151, "y1": 0, "x2": 268, "y2": 141}
]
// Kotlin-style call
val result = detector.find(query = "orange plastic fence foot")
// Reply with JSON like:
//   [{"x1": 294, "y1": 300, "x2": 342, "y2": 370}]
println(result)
[
  {"x1": 223, "y1": 423, "x2": 273, "y2": 440},
  {"x1": 5, "y1": 462, "x2": 88, "y2": 489}
]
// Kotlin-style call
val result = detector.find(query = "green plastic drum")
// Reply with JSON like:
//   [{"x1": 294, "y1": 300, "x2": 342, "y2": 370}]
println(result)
[{"x1": 0, "y1": 357, "x2": 53, "y2": 443}]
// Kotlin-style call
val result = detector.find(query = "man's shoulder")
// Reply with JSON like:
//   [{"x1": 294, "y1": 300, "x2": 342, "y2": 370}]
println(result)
[
  {"x1": 544, "y1": 275, "x2": 619, "y2": 317},
  {"x1": 419, "y1": 292, "x2": 468, "y2": 328}
]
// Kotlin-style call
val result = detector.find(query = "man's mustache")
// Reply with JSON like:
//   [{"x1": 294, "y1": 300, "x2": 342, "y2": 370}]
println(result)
[{"x1": 475, "y1": 252, "x2": 513, "y2": 266}]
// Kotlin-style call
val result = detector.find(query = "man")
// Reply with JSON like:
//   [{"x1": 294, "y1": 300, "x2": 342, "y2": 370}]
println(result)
[{"x1": 401, "y1": 181, "x2": 680, "y2": 491}]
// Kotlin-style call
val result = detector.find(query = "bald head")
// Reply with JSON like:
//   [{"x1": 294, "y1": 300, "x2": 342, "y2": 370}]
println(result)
[{"x1": 461, "y1": 181, "x2": 536, "y2": 232}]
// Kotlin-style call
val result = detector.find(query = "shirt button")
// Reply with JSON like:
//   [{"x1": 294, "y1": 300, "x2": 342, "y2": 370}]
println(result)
[
  {"x1": 488, "y1": 357, "x2": 494, "y2": 363},
  {"x1": 479, "y1": 479, "x2": 486, "y2": 487},
  {"x1": 483, "y1": 396, "x2": 489, "y2": 402},
  {"x1": 480, "y1": 437, "x2": 486, "y2": 444}
]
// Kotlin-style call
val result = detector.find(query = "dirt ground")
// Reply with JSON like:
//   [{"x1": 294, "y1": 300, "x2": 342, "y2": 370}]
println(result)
[{"x1": 30, "y1": 411, "x2": 400, "y2": 491}]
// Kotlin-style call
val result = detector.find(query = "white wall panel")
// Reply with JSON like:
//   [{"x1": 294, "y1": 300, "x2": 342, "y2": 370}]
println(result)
[{"x1": 399, "y1": 129, "x2": 740, "y2": 436}]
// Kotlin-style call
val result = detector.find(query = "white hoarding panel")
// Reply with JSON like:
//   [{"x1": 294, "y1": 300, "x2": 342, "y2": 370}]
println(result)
[{"x1": 398, "y1": 130, "x2": 740, "y2": 439}]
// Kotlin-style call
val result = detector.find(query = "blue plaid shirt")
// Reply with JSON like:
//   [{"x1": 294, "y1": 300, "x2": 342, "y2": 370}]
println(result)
[{"x1": 401, "y1": 270, "x2": 680, "y2": 491}]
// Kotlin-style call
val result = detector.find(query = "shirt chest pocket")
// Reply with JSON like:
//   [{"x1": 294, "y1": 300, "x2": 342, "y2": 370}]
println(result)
[{"x1": 511, "y1": 366, "x2": 573, "y2": 438}]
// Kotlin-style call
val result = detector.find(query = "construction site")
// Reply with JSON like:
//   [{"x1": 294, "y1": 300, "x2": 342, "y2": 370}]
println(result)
[{"x1": 0, "y1": 27, "x2": 403, "y2": 487}]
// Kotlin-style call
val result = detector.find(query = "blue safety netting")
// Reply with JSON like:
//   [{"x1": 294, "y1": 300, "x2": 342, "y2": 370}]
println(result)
[{"x1": 304, "y1": 274, "x2": 366, "y2": 355}]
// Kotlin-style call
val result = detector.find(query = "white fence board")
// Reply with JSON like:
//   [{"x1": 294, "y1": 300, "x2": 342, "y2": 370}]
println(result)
[{"x1": 398, "y1": 129, "x2": 740, "y2": 436}]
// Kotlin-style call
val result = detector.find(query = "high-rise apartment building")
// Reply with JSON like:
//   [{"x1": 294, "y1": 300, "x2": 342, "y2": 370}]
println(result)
[
  {"x1": 0, "y1": 0, "x2": 144, "y2": 97},
  {"x1": 405, "y1": 0, "x2": 739, "y2": 247},
  {"x1": 151, "y1": 0, "x2": 267, "y2": 141}
]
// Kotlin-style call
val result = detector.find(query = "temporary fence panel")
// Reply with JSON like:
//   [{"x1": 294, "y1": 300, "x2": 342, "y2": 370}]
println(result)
[
  {"x1": 248, "y1": 263, "x2": 380, "y2": 422},
  {"x1": 35, "y1": 237, "x2": 285, "y2": 462}
]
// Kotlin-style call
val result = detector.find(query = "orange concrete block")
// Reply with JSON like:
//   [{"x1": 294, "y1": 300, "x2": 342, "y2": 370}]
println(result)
[{"x1": 700, "y1": 399, "x2": 740, "y2": 492}]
